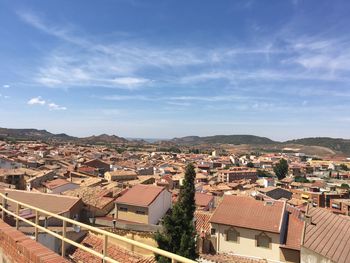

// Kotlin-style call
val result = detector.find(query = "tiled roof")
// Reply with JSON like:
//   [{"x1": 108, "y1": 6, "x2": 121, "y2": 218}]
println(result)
[
  {"x1": 43, "y1": 178, "x2": 73, "y2": 189},
  {"x1": 194, "y1": 210, "x2": 212, "y2": 235},
  {"x1": 303, "y1": 206, "x2": 350, "y2": 263},
  {"x1": 199, "y1": 253, "x2": 266, "y2": 263},
  {"x1": 71, "y1": 233, "x2": 155, "y2": 263},
  {"x1": 0, "y1": 188, "x2": 80, "y2": 214},
  {"x1": 210, "y1": 195, "x2": 285, "y2": 233},
  {"x1": 195, "y1": 192, "x2": 214, "y2": 207},
  {"x1": 115, "y1": 184, "x2": 165, "y2": 207},
  {"x1": 63, "y1": 186, "x2": 117, "y2": 209},
  {"x1": 283, "y1": 214, "x2": 303, "y2": 250}
]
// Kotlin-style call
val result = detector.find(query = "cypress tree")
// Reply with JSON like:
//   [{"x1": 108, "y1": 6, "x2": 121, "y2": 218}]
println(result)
[{"x1": 155, "y1": 163, "x2": 198, "y2": 262}]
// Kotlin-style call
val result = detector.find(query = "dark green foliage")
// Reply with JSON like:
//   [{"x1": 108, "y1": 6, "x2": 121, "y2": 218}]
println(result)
[
  {"x1": 274, "y1": 159, "x2": 289, "y2": 180},
  {"x1": 257, "y1": 169, "x2": 273, "y2": 177},
  {"x1": 156, "y1": 147, "x2": 181, "y2": 153},
  {"x1": 246, "y1": 162, "x2": 254, "y2": 168},
  {"x1": 155, "y1": 163, "x2": 198, "y2": 261},
  {"x1": 341, "y1": 183, "x2": 350, "y2": 189},
  {"x1": 340, "y1": 164, "x2": 349, "y2": 171},
  {"x1": 294, "y1": 176, "x2": 310, "y2": 183}
]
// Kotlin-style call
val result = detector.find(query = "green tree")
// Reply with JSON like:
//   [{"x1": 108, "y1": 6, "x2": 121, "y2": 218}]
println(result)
[
  {"x1": 340, "y1": 164, "x2": 349, "y2": 171},
  {"x1": 295, "y1": 176, "x2": 310, "y2": 183},
  {"x1": 257, "y1": 169, "x2": 272, "y2": 177},
  {"x1": 246, "y1": 162, "x2": 254, "y2": 168},
  {"x1": 341, "y1": 183, "x2": 350, "y2": 189},
  {"x1": 155, "y1": 163, "x2": 198, "y2": 262},
  {"x1": 273, "y1": 158, "x2": 289, "y2": 180}
]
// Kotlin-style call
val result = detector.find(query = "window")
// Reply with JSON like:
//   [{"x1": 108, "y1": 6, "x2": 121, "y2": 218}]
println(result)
[
  {"x1": 256, "y1": 232, "x2": 271, "y2": 249},
  {"x1": 136, "y1": 210, "x2": 145, "y2": 215},
  {"x1": 226, "y1": 228, "x2": 239, "y2": 243},
  {"x1": 211, "y1": 228, "x2": 216, "y2": 235},
  {"x1": 119, "y1": 207, "x2": 128, "y2": 212}
]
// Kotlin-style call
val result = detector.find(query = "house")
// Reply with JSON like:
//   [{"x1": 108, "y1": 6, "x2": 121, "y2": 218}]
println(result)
[
  {"x1": 218, "y1": 168, "x2": 258, "y2": 183},
  {"x1": 195, "y1": 192, "x2": 214, "y2": 211},
  {"x1": 0, "y1": 188, "x2": 83, "y2": 226},
  {"x1": 258, "y1": 187, "x2": 293, "y2": 200},
  {"x1": 115, "y1": 184, "x2": 172, "y2": 225},
  {"x1": 301, "y1": 206, "x2": 350, "y2": 263},
  {"x1": 63, "y1": 186, "x2": 119, "y2": 218},
  {"x1": 104, "y1": 170, "x2": 138, "y2": 182},
  {"x1": 84, "y1": 159, "x2": 111, "y2": 175},
  {"x1": 43, "y1": 178, "x2": 79, "y2": 194},
  {"x1": 209, "y1": 195, "x2": 301, "y2": 262}
]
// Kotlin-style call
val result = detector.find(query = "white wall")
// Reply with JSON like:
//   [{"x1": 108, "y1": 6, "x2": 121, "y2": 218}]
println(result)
[
  {"x1": 300, "y1": 247, "x2": 333, "y2": 263},
  {"x1": 148, "y1": 190, "x2": 172, "y2": 225},
  {"x1": 212, "y1": 223, "x2": 282, "y2": 262}
]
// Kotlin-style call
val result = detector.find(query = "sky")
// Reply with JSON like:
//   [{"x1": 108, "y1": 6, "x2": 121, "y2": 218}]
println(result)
[{"x1": 0, "y1": 0, "x2": 350, "y2": 140}]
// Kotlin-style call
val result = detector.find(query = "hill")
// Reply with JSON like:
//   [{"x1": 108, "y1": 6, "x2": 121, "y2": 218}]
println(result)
[
  {"x1": 285, "y1": 137, "x2": 350, "y2": 155},
  {"x1": 0, "y1": 128, "x2": 127, "y2": 144},
  {"x1": 172, "y1": 135, "x2": 277, "y2": 145},
  {"x1": 0, "y1": 128, "x2": 77, "y2": 141},
  {"x1": 79, "y1": 134, "x2": 128, "y2": 144}
]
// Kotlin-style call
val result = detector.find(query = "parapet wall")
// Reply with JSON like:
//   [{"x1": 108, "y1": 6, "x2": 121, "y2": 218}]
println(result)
[{"x1": 0, "y1": 220, "x2": 69, "y2": 263}]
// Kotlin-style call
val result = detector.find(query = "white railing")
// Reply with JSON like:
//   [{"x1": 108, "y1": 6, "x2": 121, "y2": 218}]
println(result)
[{"x1": 0, "y1": 192, "x2": 196, "y2": 263}]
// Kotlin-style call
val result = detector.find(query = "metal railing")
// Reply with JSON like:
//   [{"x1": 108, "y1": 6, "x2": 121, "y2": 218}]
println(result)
[{"x1": 0, "y1": 192, "x2": 196, "y2": 263}]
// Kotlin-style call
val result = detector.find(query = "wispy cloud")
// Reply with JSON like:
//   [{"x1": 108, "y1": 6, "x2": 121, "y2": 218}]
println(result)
[
  {"x1": 2, "y1": 84, "x2": 10, "y2": 89},
  {"x1": 48, "y1": 103, "x2": 67, "y2": 111},
  {"x1": 27, "y1": 96, "x2": 67, "y2": 110}
]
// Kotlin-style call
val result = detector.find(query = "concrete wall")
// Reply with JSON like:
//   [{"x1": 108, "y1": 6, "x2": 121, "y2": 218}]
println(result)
[
  {"x1": 148, "y1": 189, "x2": 172, "y2": 224},
  {"x1": 116, "y1": 204, "x2": 149, "y2": 224},
  {"x1": 212, "y1": 223, "x2": 282, "y2": 262},
  {"x1": 280, "y1": 248, "x2": 300, "y2": 263},
  {"x1": 300, "y1": 247, "x2": 334, "y2": 263}
]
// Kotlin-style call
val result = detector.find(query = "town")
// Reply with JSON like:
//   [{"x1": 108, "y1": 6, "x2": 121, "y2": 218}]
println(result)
[{"x1": 0, "y1": 135, "x2": 349, "y2": 263}]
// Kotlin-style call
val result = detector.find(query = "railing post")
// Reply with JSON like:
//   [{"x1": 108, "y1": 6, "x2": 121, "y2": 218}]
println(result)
[
  {"x1": 35, "y1": 210, "x2": 39, "y2": 241},
  {"x1": 172, "y1": 258, "x2": 176, "y2": 263},
  {"x1": 103, "y1": 234, "x2": 108, "y2": 263},
  {"x1": 62, "y1": 220, "x2": 66, "y2": 257},
  {"x1": 2, "y1": 193, "x2": 8, "y2": 220},
  {"x1": 16, "y1": 202, "x2": 20, "y2": 229}
]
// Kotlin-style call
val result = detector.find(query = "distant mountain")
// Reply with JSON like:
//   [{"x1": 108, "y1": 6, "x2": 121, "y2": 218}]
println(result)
[
  {"x1": 80, "y1": 134, "x2": 128, "y2": 144},
  {"x1": 0, "y1": 128, "x2": 77, "y2": 141},
  {"x1": 285, "y1": 137, "x2": 350, "y2": 155},
  {"x1": 170, "y1": 135, "x2": 350, "y2": 156},
  {"x1": 0, "y1": 128, "x2": 127, "y2": 144},
  {"x1": 172, "y1": 135, "x2": 277, "y2": 145}
]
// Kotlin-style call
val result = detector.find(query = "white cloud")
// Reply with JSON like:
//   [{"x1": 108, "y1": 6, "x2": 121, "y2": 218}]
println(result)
[
  {"x1": 48, "y1": 103, "x2": 67, "y2": 111},
  {"x1": 111, "y1": 77, "x2": 150, "y2": 87},
  {"x1": 2, "y1": 84, "x2": 10, "y2": 88},
  {"x1": 28, "y1": 96, "x2": 46, "y2": 105},
  {"x1": 27, "y1": 96, "x2": 66, "y2": 110}
]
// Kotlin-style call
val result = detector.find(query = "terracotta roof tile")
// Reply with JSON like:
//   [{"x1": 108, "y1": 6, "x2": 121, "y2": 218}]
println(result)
[
  {"x1": 195, "y1": 192, "x2": 214, "y2": 207},
  {"x1": 210, "y1": 195, "x2": 285, "y2": 233},
  {"x1": 115, "y1": 184, "x2": 166, "y2": 207},
  {"x1": 283, "y1": 214, "x2": 303, "y2": 250},
  {"x1": 71, "y1": 233, "x2": 155, "y2": 263},
  {"x1": 303, "y1": 206, "x2": 350, "y2": 263}
]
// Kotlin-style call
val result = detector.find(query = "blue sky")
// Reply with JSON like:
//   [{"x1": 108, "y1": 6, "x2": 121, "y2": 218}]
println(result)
[{"x1": 0, "y1": 0, "x2": 350, "y2": 140}]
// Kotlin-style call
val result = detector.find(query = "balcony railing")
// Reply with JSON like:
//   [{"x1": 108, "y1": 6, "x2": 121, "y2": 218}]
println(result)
[{"x1": 0, "y1": 192, "x2": 196, "y2": 263}]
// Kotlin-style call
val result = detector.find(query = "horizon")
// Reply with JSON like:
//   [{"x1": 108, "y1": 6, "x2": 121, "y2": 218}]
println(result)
[
  {"x1": 1, "y1": 0, "x2": 350, "y2": 140},
  {"x1": 1, "y1": 126, "x2": 350, "y2": 142}
]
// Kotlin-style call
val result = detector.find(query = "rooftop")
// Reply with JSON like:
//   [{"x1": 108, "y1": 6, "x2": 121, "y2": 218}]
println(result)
[
  {"x1": 116, "y1": 184, "x2": 166, "y2": 207},
  {"x1": 210, "y1": 195, "x2": 285, "y2": 233}
]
